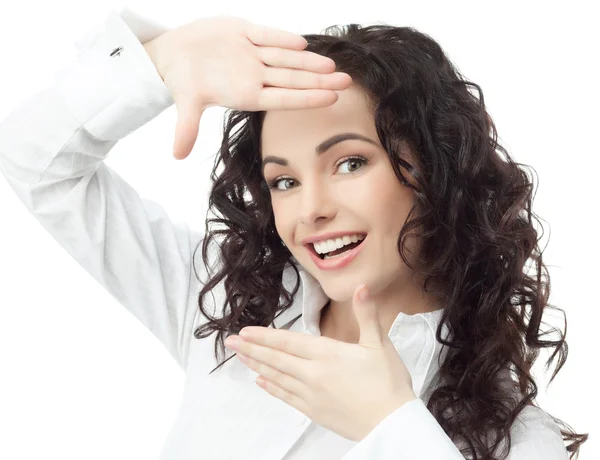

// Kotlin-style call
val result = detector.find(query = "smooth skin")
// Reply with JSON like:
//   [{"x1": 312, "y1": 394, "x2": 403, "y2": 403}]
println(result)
[{"x1": 143, "y1": 15, "x2": 353, "y2": 160}]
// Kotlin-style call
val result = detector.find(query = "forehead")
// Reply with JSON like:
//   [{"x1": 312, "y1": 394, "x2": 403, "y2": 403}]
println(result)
[{"x1": 261, "y1": 83, "x2": 376, "y2": 157}]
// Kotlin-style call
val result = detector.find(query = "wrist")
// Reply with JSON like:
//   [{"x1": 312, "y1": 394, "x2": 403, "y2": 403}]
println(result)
[
  {"x1": 356, "y1": 392, "x2": 418, "y2": 442},
  {"x1": 143, "y1": 36, "x2": 168, "y2": 82}
]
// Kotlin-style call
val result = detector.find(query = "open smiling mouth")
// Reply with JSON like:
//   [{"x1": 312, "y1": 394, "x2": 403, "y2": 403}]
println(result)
[{"x1": 307, "y1": 235, "x2": 367, "y2": 260}]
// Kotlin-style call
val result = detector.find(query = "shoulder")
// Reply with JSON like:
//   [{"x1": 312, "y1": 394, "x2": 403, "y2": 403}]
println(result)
[
  {"x1": 510, "y1": 404, "x2": 563, "y2": 441},
  {"x1": 503, "y1": 404, "x2": 569, "y2": 459}
]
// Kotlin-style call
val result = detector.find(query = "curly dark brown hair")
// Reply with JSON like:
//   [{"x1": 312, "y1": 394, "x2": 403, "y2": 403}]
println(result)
[{"x1": 189, "y1": 22, "x2": 588, "y2": 459}]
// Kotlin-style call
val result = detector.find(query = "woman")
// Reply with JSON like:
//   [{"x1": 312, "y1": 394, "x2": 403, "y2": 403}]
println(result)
[{"x1": 0, "y1": 6, "x2": 587, "y2": 460}]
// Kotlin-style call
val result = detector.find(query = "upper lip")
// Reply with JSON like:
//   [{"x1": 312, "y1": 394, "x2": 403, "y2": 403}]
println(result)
[{"x1": 301, "y1": 231, "x2": 367, "y2": 246}]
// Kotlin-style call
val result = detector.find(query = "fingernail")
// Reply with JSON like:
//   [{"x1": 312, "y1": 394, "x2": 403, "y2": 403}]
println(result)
[
  {"x1": 225, "y1": 336, "x2": 240, "y2": 348},
  {"x1": 358, "y1": 285, "x2": 369, "y2": 301}
]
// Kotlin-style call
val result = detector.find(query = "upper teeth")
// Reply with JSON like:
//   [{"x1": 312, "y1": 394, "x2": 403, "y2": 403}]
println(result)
[{"x1": 312, "y1": 234, "x2": 365, "y2": 255}]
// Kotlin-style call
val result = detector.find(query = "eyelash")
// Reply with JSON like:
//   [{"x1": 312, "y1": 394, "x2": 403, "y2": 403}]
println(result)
[{"x1": 266, "y1": 155, "x2": 369, "y2": 192}]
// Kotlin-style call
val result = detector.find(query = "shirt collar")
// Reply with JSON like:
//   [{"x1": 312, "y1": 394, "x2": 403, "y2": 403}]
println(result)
[{"x1": 273, "y1": 262, "x2": 450, "y2": 398}]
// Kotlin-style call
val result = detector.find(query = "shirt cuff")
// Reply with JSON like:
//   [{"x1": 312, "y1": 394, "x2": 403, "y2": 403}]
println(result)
[
  {"x1": 342, "y1": 398, "x2": 464, "y2": 459},
  {"x1": 54, "y1": 8, "x2": 175, "y2": 141}
]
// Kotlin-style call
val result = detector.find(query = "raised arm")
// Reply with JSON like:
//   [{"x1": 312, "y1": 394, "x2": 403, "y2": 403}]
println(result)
[{"x1": 0, "y1": 8, "x2": 205, "y2": 370}]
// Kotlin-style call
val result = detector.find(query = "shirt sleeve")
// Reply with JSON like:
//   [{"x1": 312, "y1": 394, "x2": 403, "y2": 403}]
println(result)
[
  {"x1": 0, "y1": 8, "x2": 206, "y2": 371},
  {"x1": 341, "y1": 398, "x2": 569, "y2": 460}
]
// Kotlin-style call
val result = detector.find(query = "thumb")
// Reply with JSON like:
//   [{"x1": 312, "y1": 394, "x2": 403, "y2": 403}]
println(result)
[
  {"x1": 354, "y1": 284, "x2": 383, "y2": 347},
  {"x1": 173, "y1": 100, "x2": 205, "y2": 160}
]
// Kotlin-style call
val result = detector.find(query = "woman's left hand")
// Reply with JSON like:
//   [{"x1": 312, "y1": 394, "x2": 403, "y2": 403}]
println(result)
[{"x1": 224, "y1": 284, "x2": 417, "y2": 442}]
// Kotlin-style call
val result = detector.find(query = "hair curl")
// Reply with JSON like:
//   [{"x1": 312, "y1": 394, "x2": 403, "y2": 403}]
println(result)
[{"x1": 190, "y1": 22, "x2": 588, "y2": 459}]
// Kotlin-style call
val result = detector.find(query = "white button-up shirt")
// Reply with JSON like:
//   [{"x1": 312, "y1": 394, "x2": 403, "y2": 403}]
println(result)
[{"x1": 0, "y1": 7, "x2": 569, "y2": 459}]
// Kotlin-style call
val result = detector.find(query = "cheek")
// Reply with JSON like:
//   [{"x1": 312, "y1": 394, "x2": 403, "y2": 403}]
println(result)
[{"x1": 357, "y1": 173, "x2": 414, "y2": 229}]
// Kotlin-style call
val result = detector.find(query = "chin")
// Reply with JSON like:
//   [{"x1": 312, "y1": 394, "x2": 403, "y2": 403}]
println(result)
[
  {"x1": 317, "y1": 277, "x2": 366, "y2": 303},
  {"x1": 296, "y1": 254, "x2": 383, "y2": 301}
]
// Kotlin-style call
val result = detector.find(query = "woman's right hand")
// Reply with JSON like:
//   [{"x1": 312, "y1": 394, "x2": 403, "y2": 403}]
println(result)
[{"x1": 143, "y1": 15, "x2": 353, "y2": 160}]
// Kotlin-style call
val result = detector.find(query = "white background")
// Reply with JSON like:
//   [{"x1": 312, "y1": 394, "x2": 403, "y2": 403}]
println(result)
[{"x1": 0, "y1": 0, "x2": 597, "y2": 458}]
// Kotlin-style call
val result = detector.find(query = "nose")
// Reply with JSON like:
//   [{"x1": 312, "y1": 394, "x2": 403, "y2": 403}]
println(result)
[{"x1": 298, "y1": 178, "x2": 336, "y2": 225}]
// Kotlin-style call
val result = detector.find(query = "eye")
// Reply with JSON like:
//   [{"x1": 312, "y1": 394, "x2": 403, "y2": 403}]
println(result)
[
  {"x1": 266, "y1": 155, "x2": 369, "y2": 192},
  {"x1": 336, "y1": 156, "x2": 366, "y2": 174}
]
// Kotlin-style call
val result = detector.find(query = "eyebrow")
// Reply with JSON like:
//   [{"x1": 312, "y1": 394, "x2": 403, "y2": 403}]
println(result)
[{"x1": 261, "y1": 132, "x2": 379, "y2": 174}]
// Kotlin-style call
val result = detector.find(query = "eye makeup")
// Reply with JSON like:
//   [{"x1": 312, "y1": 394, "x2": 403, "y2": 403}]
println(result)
[{"x1": 266, "y1": 154, "x2": 370, "y2": 192}]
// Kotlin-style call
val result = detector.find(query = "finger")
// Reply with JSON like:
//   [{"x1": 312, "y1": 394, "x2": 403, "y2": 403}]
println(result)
[
  {"x1": 263, "y1": 67, "x2": 352, "y2": 90},
  {"x1": 238, "y1": 348, "x2": 308, "y2": 391},
  {"x1": 257, "y1": 87, "x2": 340, "y2": 111},
  {"x1": 239, "y1": 327, "x2": 334, "y2": 360},
  {"x1": 353, "y1": 284, "x2": 383, "y2": 348},
  {"x1": 245, "y1": 21, "x2": 308, "y2": 50},
  {"x1": 256, "y1": 46, "x2": 337, "y2": 73},
  {"x1": 255, "y1": 372, "x2": 309, "y2": 416},
  {"x1": 173, "y1": 101, "x2": 205, "y2": 160}
]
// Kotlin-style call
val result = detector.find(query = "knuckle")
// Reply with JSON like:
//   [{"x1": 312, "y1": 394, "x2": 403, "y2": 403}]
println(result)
[
  {"x1": 287, "y1": 69, "x2": 296, "y2": 87},
  {"x1": 330, "y1": 347, "x2": 344, "y2": 362},
  {"x1": 312, "y1": 373, "x2": 326, "y2": 391},
  {"x1": 273, "y1": 370, "x2": 286, "y2": 386},
  {"x1": 299, "y1": 51, "x2": 307, "y2": 69},
  {"x1": 254, "y1": 46, "x2": 264, "y2": 62},
  {"x1": 306, "y1": 365, "x2": 324, "y2": 386},
  {"x1": 255, "y1": 26, "x2": 267, "y2": 45},
  {"x1": 275, "y1": 48, "x2": 286, "y2": 66},
  {"x1": 314, "y1": 72, "x2": 323, "y2": 88},
  {"x1": 230, "y1": 15, "x2": 248, "y2": 26},
  {"x1": 278, "y1": 336, "x2": 291, "y2": 350},
  {"x1": 268, "y1": 350, "x2": 282, "y2": 368}
]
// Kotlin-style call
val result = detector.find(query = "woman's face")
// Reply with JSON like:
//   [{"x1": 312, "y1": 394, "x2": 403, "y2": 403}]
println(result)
[{"x1": 260, "y1": 83, "x2": 421, "y2": 302}]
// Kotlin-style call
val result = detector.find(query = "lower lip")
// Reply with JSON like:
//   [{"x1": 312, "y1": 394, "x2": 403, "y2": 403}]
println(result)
[{"x1": 306, "y1": 237, "x2": 366, "y2": 271}]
